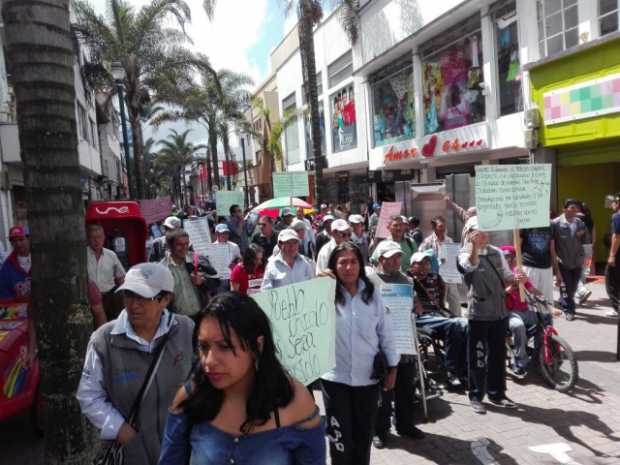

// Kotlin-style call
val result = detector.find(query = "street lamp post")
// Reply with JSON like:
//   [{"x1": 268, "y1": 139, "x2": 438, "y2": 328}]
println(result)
[{"x1": 111, "y1": 61, "x2": 133, "y2": 199}]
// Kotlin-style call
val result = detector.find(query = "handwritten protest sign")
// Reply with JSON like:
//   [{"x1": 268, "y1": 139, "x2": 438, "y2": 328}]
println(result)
[
  {"x1": 273, "y1": 172, "x2": 310, "y2": 198},
  {"x1": 475, "y1": 164, "x2": 552, "y2": 231},
  {"x1": 380, "y1": 284, "x2": 416, "y2": 355},
  {"x1": 183, "y1": 218, "x2": 212, "y2": 255},
  {"x1": 205, "y1": 242, "x2": 235, "y2": 280},
  {"x1": 252, "y1": 278, "x2": 336, "y2": 385},
  {"x1": 216, "y1": 190, "x2": 244, "y2": 217},
  {"x1": 439, "y1": 243, "x2": 463, "y2": 284},
  {"x1": 375, "y1": 201, "x2": 402, "y2": 238}
]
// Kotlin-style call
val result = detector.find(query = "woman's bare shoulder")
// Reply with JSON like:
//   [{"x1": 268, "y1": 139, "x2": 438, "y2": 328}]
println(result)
[{"x1": 279, "y1": 379, "x2": 320, "y2": 429}]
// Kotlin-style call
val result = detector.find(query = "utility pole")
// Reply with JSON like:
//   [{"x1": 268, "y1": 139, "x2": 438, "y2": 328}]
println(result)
[
  {"x1": 241, "y1": 137, "x2": 249, "y2": 209},
  {"x1": 111, "y1": 62, "x2": 133, "y2": 198}
]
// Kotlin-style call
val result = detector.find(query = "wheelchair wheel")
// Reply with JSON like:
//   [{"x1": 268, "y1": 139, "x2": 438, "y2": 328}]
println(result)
[
  {"x1": 538, "y1": 334, "x2": 578, "y2": 393},
  {"x1": 417, "y1": 332, "x2": 445, "y2": 378}
]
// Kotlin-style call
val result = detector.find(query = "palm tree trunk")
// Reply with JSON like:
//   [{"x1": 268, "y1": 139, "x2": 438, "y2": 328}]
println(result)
[
  {"x1": 3, "y1": 1, "x2": 95, "y2": 463},
  {"x1": 298, "y1": 0, "x2": 324, "y2": 206},
  {"x1": 208, "y1": 120, "x2": 219, "y2": 189},
  {"x1": 221, "y1": 127, "x2": 233, "y2": 190},
  {"x1": 129, "y1": 114, "x2": 145, "y2": 199}
]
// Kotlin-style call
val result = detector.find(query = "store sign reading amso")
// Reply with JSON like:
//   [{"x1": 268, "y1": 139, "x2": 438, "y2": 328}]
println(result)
[{"x1": 384, "y1": 126, "x2": 488, "y2": 164}]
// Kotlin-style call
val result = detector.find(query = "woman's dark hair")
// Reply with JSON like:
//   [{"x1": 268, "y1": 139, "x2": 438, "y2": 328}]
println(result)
[
  {"x1": 430, "y1": 215, "x2": 446, "y2": 229},
  {"x1": 242, "y1": 244, "x2": 264, "y2": 273},
  {"x1": 327, "y1": 241, "x2": 374, "y2": 306},
  {"x1": 564, "y1": 198, "x2": 580, "y2": 209},
  {"x1": 180, "y1": 292, "x2": 293, "y2": 432}
]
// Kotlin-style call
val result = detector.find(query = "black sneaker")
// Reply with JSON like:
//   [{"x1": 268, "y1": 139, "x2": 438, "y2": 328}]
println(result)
[
  {"x1": 372, "y1": 434, "x2": 386, "y2": 449},
  {"x1": 470, "y1": 399, "x2": 487, "y2": 414},
  {"x1": 446, "y1": 372, "x2": 463, "y2": 390},
  {"x1": 488, "y1": 396, "x2": 516, "y2": 408},
  {"x1": 398, "y1": 426, "x2": 425, "y2": 440},
  {"x1": 510, "y1": 367, "x2": 527, "y2": 380},
  {"x1": 565, "y1": 312, "x2": 575, "y2": 321}
]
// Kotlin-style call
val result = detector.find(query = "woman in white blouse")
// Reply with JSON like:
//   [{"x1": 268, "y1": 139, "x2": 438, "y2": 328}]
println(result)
[{"x1": 320, "y1": 241, "x2": 399, "y2": 465}]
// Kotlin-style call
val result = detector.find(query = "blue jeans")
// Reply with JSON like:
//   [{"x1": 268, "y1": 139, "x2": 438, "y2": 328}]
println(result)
[
  {"x1": 508, "y1": 311, "x2": 538, "y2": 369},
  {"x1": 559, "y1": 265, "x2": 581, "y2": 315},
  {"x1": 416, "y1": 313, "x2": 468, "y2": 377}
]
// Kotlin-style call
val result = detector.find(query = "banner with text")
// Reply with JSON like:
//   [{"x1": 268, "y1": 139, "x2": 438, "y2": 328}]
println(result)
[
  {"x1": 252, "y1": 277, "x2": 336, "y2": 385},
  {"x1": 375, "y1": 202, "x2": 402, "y2": 238},
  {"x1": 475, "y1": 164, "x2": 552, "y2": 232},
  {"x1": 380, "y1": 283, "x2": 416, "y2": 355},
  {"x1": 183, "y1": 218, "x2": 212, "y2": 256},
  {"x1": 216, "y1": 190, "x2": 245, "y2": 217},
  {"x1": 272, "y1": 172, "x2": 310, "y2": 199}
]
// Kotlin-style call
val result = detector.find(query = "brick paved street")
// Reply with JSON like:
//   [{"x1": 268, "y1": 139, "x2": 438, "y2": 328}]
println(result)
[{"x1": 1, "y1": 283, "x2": 619, "y2": 465}]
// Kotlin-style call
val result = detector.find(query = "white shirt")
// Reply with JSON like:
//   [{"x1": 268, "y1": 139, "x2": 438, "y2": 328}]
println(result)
[
  {"x1": 210, "y1": 240, "x2": 241, "y2": 280},
  {"x1": 17, "y1": 255, "x2": 31, "y2": 273},
  {"x1": 87, "y1": 247, "x2": 126, "y2": 293},
  {"x1": 76, "y1": 310, "x2": 180, "y2": 440},
  {"x1": 315, "y1": 239, "x2": 337, "y2": 274},
  {"x1": 261, "y1": 253, "x2": 315, "y2": 290}
]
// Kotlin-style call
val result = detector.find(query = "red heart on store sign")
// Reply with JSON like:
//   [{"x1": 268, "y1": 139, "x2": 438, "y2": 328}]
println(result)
[{"x1": 422, "y1": 135, "x2": 438, "y2": 157}]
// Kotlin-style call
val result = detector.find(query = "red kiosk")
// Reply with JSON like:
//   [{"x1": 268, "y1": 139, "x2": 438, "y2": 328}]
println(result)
[{"x1": 85, "y1": 201, "x2": 148, "y2": 267}]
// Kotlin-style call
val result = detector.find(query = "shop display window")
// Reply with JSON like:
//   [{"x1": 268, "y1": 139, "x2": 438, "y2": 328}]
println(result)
[
  {"x1": 599, "y1": 0, "x2": 619, "y2": 36},
  {"x1": 370, "y1": 56, "x2": 415, "y2": 147},
  {"x1": 304, "y1": 100, "x2": 326, "y2": 158},
  {"x1": 330, "y1": 84, "x2": 357, "y2": 153},
  {"x1": 495, "y1": 2, "x2": 523, "y2": 115},
  {"x1": 421, "y1": 18, "x2": 485, "y2": 134}
]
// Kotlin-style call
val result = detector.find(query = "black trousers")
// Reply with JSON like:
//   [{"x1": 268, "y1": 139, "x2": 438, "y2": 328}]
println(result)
[
  {"x1": 559, "y1": 265, "x2": 581, "y2": 315},
  {"x1": 321, "y1": 380, "x2": 380, "y2": 465},
  {"x1": 467, "y1": 318, "x2": 508, "y2": 402},
  {"x1": 375, "y1": 359, "x2": 416, "y2": 436},
  {"x1": 606, "y1": 264, "x2": 620, "y2": 311},
  {"x1": 101, "y1": 290, "x2": 124, "y2": 321}
]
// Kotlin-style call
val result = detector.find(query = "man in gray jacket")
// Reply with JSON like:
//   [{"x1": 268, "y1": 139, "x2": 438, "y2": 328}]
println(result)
[
  {"x1": 459, "y1": 218, "x2": 524, "y2": 414},
  {"x1": 77, "y1": 263, "x2": 194, "y2": 465}
]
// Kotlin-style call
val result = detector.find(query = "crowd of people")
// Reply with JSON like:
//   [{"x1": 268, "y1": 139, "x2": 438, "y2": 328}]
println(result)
[{"x1": 1, "y1": 192, "x2": 619, "y2": 465}]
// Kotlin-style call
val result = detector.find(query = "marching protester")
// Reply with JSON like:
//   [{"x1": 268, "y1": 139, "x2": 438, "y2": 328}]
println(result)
[
  {"x1": 419, "y1": 215, "x2": 461, "y2": 315},
  {"x1": 607, "y1": 192, "x2": 620, "y2": 317},
  {"x1": 320, "y1": 242, "x2": 398, "y2": 465},
  {"x1": 297, "y1": 206, "x2": 316, "y2": 246},
  {"x1": 160, "y1": 229, "x2": 219, "y2": 316},
  {"x1": 576, "y1": 202, "x2": 595, "y2": 304},
  {"x1": 386, "y1": 215, "x2": 418, "y2": 274},
  {"x1": 368, "y1": 202, "x2": 381, "y2": 239},
  {"x1": 349, "y1": 214, "x2": 370, "y2": 265},
  {"x1": 520, "y1": 219, "x2": 557, "y2": 304},
  {"x1": 459, "y1": 218, "x2": 524, "y2": 414},
  {"x1": 367, "y1": 241, "x2": 424, "y2": 449},
  {"x1": 158, "y1": 293, "x2": 326, "y2": 465},
  {"x1": 316, "y1": 219, "x2": 352, "y2": 273},
  {"x1": 408, "y1": 216, "x2": 423, "y2": 247},
  {"x1": 252, "y1": 215, "x2": 278, "y2": 260},
  {"x1": 291, "y1": 219, "x2": 316, "y2": 259},
  {"x1": 261, "y1": 229, "x2": 315, "y2": 289},
  {"x1": 226, "y1": 204, "x2": 249, "y2": 253},
  {"x1": 0, "y1": 225, "x2": 32, "y2": 298},
  {"x1": 275, "y1": 207, "x2": 297, "y2": 233},
  {"x1": 552, "y1": 199, "x2": 587, "y2": 321},
  {"x1": 410, "y1": 252, "x2": 468, "y2": 389},
  {"x1": 212, "y1": 223, "x2": 242, "y2": 292},
  {"x1": 77, "y1": 263, "x2": 194, "y2": 465},
  {"x1": 86, "y1": 224, "x2": 126, "y2": 321},
  {"x1": 149, "y1": 216, "x2": 182, "y2": 262},
  {"x1": 230, "y1": 244, "x2": 265, "y2": 295},
  {"x1": 315, "y1": 214, "x2": 335, "y2": 255}
]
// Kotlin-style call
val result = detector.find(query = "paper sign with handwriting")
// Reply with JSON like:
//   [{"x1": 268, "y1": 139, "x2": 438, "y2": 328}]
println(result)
[
  {"x1": 439, "y1": 243, "x2": 463, "y2": 284},
  {"x1": 475, "y1": 164, "x2": 551, "y2": 231},
  {"x1": 183, "y1": 218, "x2": 212, "y2": 255},
  {"x1": 252, "y1": 277, "x2": 336, "y2": 385},
  {"x1": 216, "y1": 190, "x2": 244, "y2": 217},
  {"x1": 380, "y1": 283, "x2": 416, "y2": 355},
  {"x1": 273, "y1": 172, "x2": 310, "y2": 198},
  {"x1": 375, "y1": 202, "x2": 402, "y2": 238},
  {"x1": 204, "y1": 242, "x2": 236, "y2": 280}
]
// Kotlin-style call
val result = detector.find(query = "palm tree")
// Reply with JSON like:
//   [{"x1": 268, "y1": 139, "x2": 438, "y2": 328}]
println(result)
[
  {"x1": 155, "y1": 129, "x2": 205, "y2": 207},
  {"x1": 73, "y1": 0, "x2": 213, "y2": 199},
  {"x1": 2, "y1": 1, "x2": 95, "y2": 463}
]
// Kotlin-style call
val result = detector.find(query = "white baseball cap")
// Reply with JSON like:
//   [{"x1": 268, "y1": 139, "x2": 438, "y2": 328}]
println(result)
[
  {"x1": 215, "y1": 223, "x2": 230, "y2": 233},
  {"x1": 116, "y1": 263, "x2": 174, "y2": 298},
  {"x1": 163, "y1": 216, "x2": 182, "y2": 230},
  {"x1": 322, "y1": 214, "x2": 335, "y2": 223},
  {"x1": 410, "y1": 251, "x2": 431, "y2": 265},
  {"x1": 375, "y1": 240, "x2": 402, "y2": 259},
  {"x1": 278, "y1": 228, "x2": 301, "y2": 243},
  {"x1": 348, "y1": 214, "x2": 364, "y2": 224},
  {"x1": 331, "y1": 219, "x2": 351, "y2": 232}
]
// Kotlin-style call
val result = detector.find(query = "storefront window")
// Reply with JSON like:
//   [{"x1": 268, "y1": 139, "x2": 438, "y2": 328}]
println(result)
[
  {"x1": 330, "y1": 84, "x2": 357, "y2": 153},
  {"x1": 370, "y1": 56, "x2": 415, "y2": 147},
  {"x1": 537, "y1": 0, "x2": 579, "y2": 57},
  {"x1": 282, "y1": 93, "x2": 300, "y2": 165},
  {"x1": 304, "y1": 100, "x2": 326, "y2": 158},
  {"x1": 599, "y1": 0, "x2": 619, "y2": 36},
  {"x1": 495, "y1": 2, "x2": 522, "y2": 115},
  {"x1": 421, "y1": 18, "x2": 485, "y2": 134}
]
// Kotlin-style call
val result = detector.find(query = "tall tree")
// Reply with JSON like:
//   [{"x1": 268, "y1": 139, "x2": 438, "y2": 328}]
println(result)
[
  {"x1": 2, "y1": 1, "x2": 95, "y2": 464},
  {"x1": 73, "y1": 0, "x2": 212, "y2": 199}
]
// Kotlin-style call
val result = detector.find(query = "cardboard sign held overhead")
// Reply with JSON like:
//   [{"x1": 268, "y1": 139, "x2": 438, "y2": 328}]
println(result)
[
  {"x1": 272, "y1": 172, "x2": 310, "y2": 199},
  {"x1": 375, "y1": 202, "x2": 402, "y2": 239},
  {"x1": 216, "y1": 190, "x2": 244, "y2": 217},
  {"x1": 183, "y1": 217, "x2": 212, "y2": 256}
]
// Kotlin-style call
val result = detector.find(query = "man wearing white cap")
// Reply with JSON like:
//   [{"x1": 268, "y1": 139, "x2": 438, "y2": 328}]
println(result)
[
  {"x1": 367, "y1": 241, "x2": 424, "y2": 448},
  {"x1": 210, "y1": 223, "x2": 242, "y2": 292},
  {"x1": 315, "y1": 214, "x2": 335, "y2": 255},
  {"x1": 77, "y1": 263, "x2": 194, "y2": 465},
  {"x1": 261, "y1": 229, "x2": 315, "y2": 289},
  {"x1": 316, "y1": 219, "x2": 352, "y2": 274},
  {"x1": 149, "y1": 216, "x2": 182, "y2": 262},
  {"x1": 349, "y1": 214, "x2": 369, "y2": 265}
]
